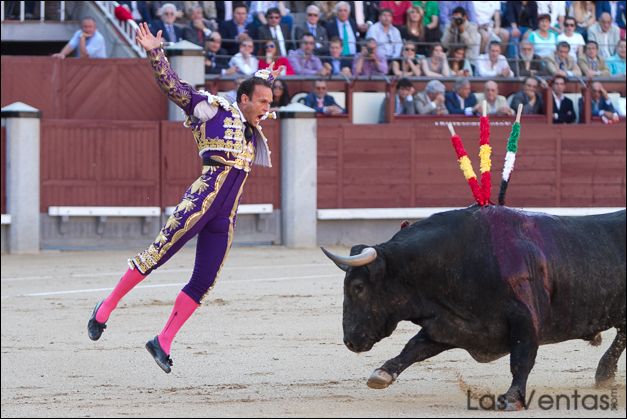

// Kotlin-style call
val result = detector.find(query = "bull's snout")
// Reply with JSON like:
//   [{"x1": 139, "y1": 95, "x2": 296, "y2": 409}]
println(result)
[{"x1": 344, "y1": 339, "x2": 357, "y2": 352}]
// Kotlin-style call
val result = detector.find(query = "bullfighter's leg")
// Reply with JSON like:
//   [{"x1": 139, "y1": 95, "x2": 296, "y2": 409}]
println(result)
[
  {"x1": 595, "y1": 327, "x2": 626, "y2": 386},
  {"x1": 367, "y1": 330, "x2": 452, "y2": 389},
  {"x1": 502, "y1": 313, "x2": 539, "y2": 411}
]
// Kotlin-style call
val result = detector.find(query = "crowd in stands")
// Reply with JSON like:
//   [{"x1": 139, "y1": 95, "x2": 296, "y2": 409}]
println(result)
[{"x1": 41, "y1": 1, "x2": 626, "y2": 122}]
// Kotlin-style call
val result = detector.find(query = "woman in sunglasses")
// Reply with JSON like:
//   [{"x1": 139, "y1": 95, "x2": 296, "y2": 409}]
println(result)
[
  {"x1": 391, "y1": 41, "x2": 422, "y2": 76},
  {"x1": 258, "y1": 40, "x2": 295, "y2": 75}
]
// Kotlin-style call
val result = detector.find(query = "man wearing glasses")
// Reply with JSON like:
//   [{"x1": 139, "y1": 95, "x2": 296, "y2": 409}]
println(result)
[
  {"x1": 150, "y1": 3, "x2": 183, "y2": 43},
  {"x1": 257, "y1": 7, "x2": 291, "y2": 56},
  {"x1": 294, "y1": 4, "x2": 329, "y2": 55}
]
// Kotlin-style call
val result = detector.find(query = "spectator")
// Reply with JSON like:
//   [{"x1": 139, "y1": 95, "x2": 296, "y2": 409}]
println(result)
[
  {"x1": 545, "y1": 41, "x2": 583, "y2": 77},
  {"x1": 379, "y1": 77, "x2": 415, "y2": 121},
  {"x1": 414, "y1": 1, "x2": 442, "y2": 43},
  {"x1": 380, "y1": 1, "x2": 412, "y2": 27},
  {"x1": 150, "y1": 3, "x2": 184, "y2": 43},
  {"x1": 315, "y1": 1, "x2": 338, "y2": 26},
  {"x1": 595, "y1": 1, "x2": 626, "y2": 35},
  {"x1": 448, "y1": 45, "x2": 474, "y2": 76},
  {"x1": 551, "y1": 75, "x2": 577, "y2": 123},
  {"x1": 503, "y1": 1, "x2": 538, "y2": 58},
  {"x1": 183, "y1": 1, "x2": 218, "y2": 31},
  {"x1": 606, "y1": 39, "x2": 626, "y2": 76},
  {"x1": 421, "y1": 43, "x2": 451, "y2": 77},
  {"x1": 352, "y1": 38, "x2": 389, "y2": 76},
  {"x1": 475, "y1": 41, "x2": 514, "y2": 77},
  {"x1": 510, "y1": 76, "x2": 545, "y2": 115},
  {"x1": 441, "y1": 6, "x2": 481, "y2": 63},
  {"x1": 445, "y1": 78, "x2": 478, "y2": 115},
  {"x1": 151, "y1": 1, "x2": 184, "y2": 22},
  {"x1": 258, "y1": 40, "x2": 295, "y2": 75},
  {"x1": 183, "y1": 5, "x2": 213, "y2": 46},
  {"x1": 225, "y1": 36, "x2": 259, "y2": 76},
  {"x1": 288, "y1": 33, "x2": 329, "y2": 76},
  {"x1": 570, "y1": 1, "x2": 596, "y2": 37},
  {"x1": 439, "y1": 2, "x2": 477, "y2": 28},
  {"x1": 366, "y1": 8, "x2": 403, "y2": 59},
  {"x1": 249, "y1": 1, "x2": 293, "y2": 34},
  {"x1": 257, "y1": 7, "x2": 292, "y2": 56},
  {"x1": 537, "y1": 1, "x2": 567, "y2": 33},
  {"x1": 52, "y1": 17, "x2": 107, "y2": 59},
  {"x1": 415, "y1": 79, "x2": 449, "y2": 115},
  {"x1": 578, "y1": 81, "x2": 620, "y2": 123},
  {"x1": 509, "y1": 40, "x2": 549, "y2": 77},
  {"x1": 270, "y1": 78, "x2": 291, "y2": 111},
  {"x1": 399, "y1": 6, "x2": 428, "y2": 56},
  {"x1": 322, "y1": 37, "x2": 353, "y2": 77},
  {"x1": 588, "y1": 12, "x2": 621, "y2": 59},
  {"x1": 528, "y1": 13, "x2": 559, "y2": 58},
  {"x1": 480, "y1": 80, "x2": 515, "y2": 116},
  {"x1": 391, "y1": 41, "x2": 422, "y2": 76},
  {"x1": 304, "y1": 80, "x2": 345, "y2": 115},
  {"x1": 293, "y1": 5, "x2": 329, "y2": 55},
  {"x1": 326, "y1": 2, "x2": 360, "y2": 56},
  {"x1": 219, "y1": 2, "x2": 252, "y2": 55},
  {"x1": 557, "y1": 16, "x2": 586, "y2": 59},
  {"x1": 579, "y1": 40, "x2": 611, "y2": 77},
  {"x1": 473, "y1": 1, "x2": 510, "y2": 54},
  {"x1": 204, "y1": 33, "x2": 230, "y2": 75}
]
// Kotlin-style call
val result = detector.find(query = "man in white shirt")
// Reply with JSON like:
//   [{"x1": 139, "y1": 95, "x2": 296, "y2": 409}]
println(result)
[
  {"x1": 588, "y1": 12, "x2": 621, "y2": 59},
  {"x1": 365, "y1": 8, "x2": 402, "y2": 59},
  {"x1": 557, "y1": 16, "x2": 585, "y2": 59},
  {"x1": 475, "y1": 41, "x2": 513, "y2": 77}
]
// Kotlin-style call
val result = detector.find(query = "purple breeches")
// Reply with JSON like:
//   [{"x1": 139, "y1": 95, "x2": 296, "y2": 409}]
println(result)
[{"x1": 129, "y1": 165, "x2": 247, "y2": 303}]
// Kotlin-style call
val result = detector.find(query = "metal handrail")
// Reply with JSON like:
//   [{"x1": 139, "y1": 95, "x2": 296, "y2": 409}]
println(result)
[{"x1": 93, "y1": 0, "x2": 145, "y2": 58}]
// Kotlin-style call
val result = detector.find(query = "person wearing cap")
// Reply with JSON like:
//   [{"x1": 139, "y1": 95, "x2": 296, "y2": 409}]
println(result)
[{"x1": 87, "y1": 23, "x2": 284, "y2": 374}]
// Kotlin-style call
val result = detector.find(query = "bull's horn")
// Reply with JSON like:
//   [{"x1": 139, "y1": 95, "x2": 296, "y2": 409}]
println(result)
[{"x1": 321, "y1": 246, "x2": 377, "y2": 270}]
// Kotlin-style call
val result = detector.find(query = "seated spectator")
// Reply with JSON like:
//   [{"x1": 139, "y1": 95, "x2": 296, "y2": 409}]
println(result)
[
  {"x1": 545, "y1": 41, "x2": 583, "y2": 77},
  {"x1": 257, "y1": 7, "x2": 292, "y2": 56},
  {"x1": 578, "y1": 81, "x2": 620, "y2": 123},
  {"x1": 258, "y1": 39, "x2": 295, "y2": 75},
  {"x1": 595, "y1": 1, "x2": 626, "y2": 36},
  {"x1": 570, "y1": 1, "x2": 596, "y2": 37},
  {"x1": 393, "y1": 78, "x2": 416, "y2": 116},
  {"x1": 445, "y1": 78, "x2": 478, "y2": 115},
  {"x1": 588, "y1": 12, "x2": 621, "y2": 59},
  {"x1": 52, "y1": 16, "x2": 107, "y2": 59},
  {"x1": 417, "y1": 1, "x2": 442, "y2": 43},
  {"x1": 183, "y1": 1, "x2": 217, "y2": 31},
  {"x1": 503, "y1": 1, "x2": 538, "y2": 58},
  {"x1": 151, "y1": 1, "x2": 184, "y2": 23},
  {"x1": 509, "y1": 40, "x2": 549, "y2": 77},
  {"x1": 249, "y1": 1, "x2": 293, "y2": 32},
  {"x1": 270, "y1": 78, "x2": 291, "y2": 111},
  {"x1": 219, "y1": 2, "x2": 253, "y2": 56},
  {"x1": 325, "y1": 2, "x2": 360, "y2": 57},
  {"x1": 352, "y1": 38, "x2": 389, "y2": 76},
  {"x1": 288, "y1": 33, "x2": 329, "y2": 76},
  {"x1": 551, "y1": 75, "x2": 576, "y2": 123},
  {"x1": 510, "y1": 76, "x2": 545, "y2": 115},
  {"x1": 557, "y1": 16, "x2": 586, "y2": 59},
  {"x1": 183, "y1": 5, "x2": 213, "y2": 46},
  {"x1": 537, "y1": 1, "x2": 566, "y2": 34},
  {"x1": 473, "y1": 0, "x2": 509, "y2": 54},
  {"x1": 475, "y1": 41, "x2": 514, "y2": 77},
  {"x1": 204, "y1": 33, "x2": 230, "y2": 75},
  {"x1": 415, "y1": 79, "x2": 449, "y2": 115},
  {"x1": 578, "y1": 40, "x2": 611, "y2": 77},
  {"x1": 150, "y1": 3, "x2": 184, "y2": 43},
  {"x1": 380, "y1": 1, "x2": 412, "y2": 27},
  {"x1": 400, "y1": 6, "x2": 428, "y2": 56},
  {"x1": 480, "y1": 81, "x2": 514, "y2": 116},
  {"x1": 421, "y1": 43, "x2": 451, "y2": 77},
  {"x1": 448, "y1": 45, "x2": 473, "y2": 76},
  {"x1": 442, "y1": 6, "x2": 481, "y2": 63},
  {"x1": 293, "y1": 4, "x2": 329, "y2": 55},
  {"x1": 225, "y1": 36, "x2": 259, "y2": 76},
  {"x1": 528, "y1": 14, "x2": 559, "y2": 58},
  {"x1": 366, "y1": 8, "x2": 403, "y2": 59},
  {"x1": 304, "y1": 80, "x2": 345, "y2": 115},
  {"x1": 322, "y1": 37, "x2": 353, "y2": 77},
  {"x1": 392, "y1": 41, "x2": 422, "y2": 76},
  {"x1": 606, "y1": 39, "x2": 626, "y2": 77}
]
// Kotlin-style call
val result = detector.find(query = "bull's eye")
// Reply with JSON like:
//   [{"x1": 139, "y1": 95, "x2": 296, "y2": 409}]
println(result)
[{"x1": 352, "y1": 281, "x2": 365, "y2": 296}]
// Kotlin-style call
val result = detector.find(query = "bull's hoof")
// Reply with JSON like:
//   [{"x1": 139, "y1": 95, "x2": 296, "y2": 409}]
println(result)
[
  {"x1": 595, "y1": 363, "x2": 616, "y2": 387},
  {"x1": 502, "y1": 400, "x2": 524, "y2": 411},
  {"x1": 367, "y1": 369, "x2": 396, "y2": 389}
]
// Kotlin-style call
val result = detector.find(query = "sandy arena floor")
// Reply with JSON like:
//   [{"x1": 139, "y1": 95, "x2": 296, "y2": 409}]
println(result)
[{"x1": 1, "y1": 246, "x2": 625, "y2": 417}]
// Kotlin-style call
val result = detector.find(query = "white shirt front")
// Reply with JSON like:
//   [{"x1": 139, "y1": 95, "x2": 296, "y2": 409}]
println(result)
[
  {"x1": 475, "y1": 54, "x2": 513, "y2": 77},
  {"x1": 271, "y1": 25, "x2": 287, "y2": 56},
  {"x1": 557, "y1": 32, "x2": 585, "y2": 59}
]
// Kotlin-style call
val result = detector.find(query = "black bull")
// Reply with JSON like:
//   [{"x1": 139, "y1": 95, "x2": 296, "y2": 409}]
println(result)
[{"x1": 322, "y1": 206, "x2": 625, "y2": 409}]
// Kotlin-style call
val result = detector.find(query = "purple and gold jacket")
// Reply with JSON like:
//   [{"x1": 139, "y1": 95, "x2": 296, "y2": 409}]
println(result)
[{"x1": 149, "y1": 48, "x2": 272, "y2": 172}]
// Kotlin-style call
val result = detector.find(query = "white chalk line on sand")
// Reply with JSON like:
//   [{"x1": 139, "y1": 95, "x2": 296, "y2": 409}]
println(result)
[
  {"x1": 11, "y1": 274, "x2": 342, "y2": 298},
  {"x1": 0, "y1": 263, "x2": 333, "y2": 282}
]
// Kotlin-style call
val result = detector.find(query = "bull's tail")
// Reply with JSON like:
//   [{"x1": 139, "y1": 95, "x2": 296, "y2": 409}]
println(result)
[{"x1": 583, "y1": 333, "x2": 603, "y2": 346}]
